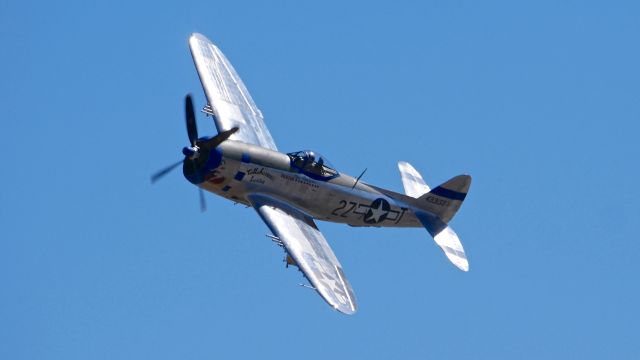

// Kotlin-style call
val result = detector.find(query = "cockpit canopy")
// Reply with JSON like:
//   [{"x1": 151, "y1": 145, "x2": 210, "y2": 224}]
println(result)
[{"x1": 287, "y1": 150, "x2": 339, "y2": 180}]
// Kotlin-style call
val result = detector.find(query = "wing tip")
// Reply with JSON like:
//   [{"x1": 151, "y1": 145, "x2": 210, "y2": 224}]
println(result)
[
  {"x1": 189, "y1": 32, "x2": 218, "y2": 49},
  {"x1": 336, "y1": 308, "x2": 357, "y2": 315},
  {"x1": 317, "y1": 287, "x2": 357, "y2": 315},
  {"x1": 333, "y1": 302, "x2": 358, "y2": 315},
  {"x1": 189, "y1": 32, "x2": 207, "y2": 41}
]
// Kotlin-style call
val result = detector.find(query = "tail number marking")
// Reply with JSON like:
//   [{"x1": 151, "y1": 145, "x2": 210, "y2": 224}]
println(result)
[{"x1": 425, "y1": 196, "x2": 450, "y2": 207}]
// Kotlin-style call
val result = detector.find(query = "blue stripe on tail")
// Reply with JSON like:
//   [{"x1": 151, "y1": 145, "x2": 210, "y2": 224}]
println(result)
[{"x1": 430, "y1": 186, "x2": 467, "y2": 201}]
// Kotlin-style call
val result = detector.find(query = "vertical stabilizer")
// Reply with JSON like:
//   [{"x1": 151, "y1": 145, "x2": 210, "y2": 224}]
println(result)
[{"x1": 417, "y1": 175, "x2": 471, "y2": 224}]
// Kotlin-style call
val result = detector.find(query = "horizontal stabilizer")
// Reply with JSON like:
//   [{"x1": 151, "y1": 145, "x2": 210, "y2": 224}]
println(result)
[
  {"x1": 398, "y1": 161, "x2": 430, "y2": 197},
  {"x1": 415, "y1": 212, "x2": 469, "y2": 271}
]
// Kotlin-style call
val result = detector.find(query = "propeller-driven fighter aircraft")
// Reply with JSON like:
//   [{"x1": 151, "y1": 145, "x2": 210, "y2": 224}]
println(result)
[{"x1": 152, "y1": 33, "x2": 472, "y2": 314}]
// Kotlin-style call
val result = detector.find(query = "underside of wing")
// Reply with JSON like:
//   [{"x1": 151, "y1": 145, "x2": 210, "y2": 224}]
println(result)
[
  {"x1": 247, "y1": 193, "x2": 357, "y2": 315},
  {"x1": 188, "y1": 33, "x2": 277, "y2": 150}
]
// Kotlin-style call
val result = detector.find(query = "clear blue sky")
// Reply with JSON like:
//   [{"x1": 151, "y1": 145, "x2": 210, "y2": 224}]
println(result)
[{"x1": 2, "y1": 1, "x2": 639, "y2": 359}]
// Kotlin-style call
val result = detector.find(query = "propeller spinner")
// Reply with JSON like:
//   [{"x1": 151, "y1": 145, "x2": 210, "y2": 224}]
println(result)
[{"x1": 151, "y1": 94, "x2": 238, "y2": 211}]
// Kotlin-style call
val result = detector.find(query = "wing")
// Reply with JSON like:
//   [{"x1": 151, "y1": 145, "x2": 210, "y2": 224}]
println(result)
[
  {"x1": 188, "y1": 33, "x2": 278, "y2": 150},
  {"x1": 247, "y1": 193, "x2": 357, "y2": 314}
]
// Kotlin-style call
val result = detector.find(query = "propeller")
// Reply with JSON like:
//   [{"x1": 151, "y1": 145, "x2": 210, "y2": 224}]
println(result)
[
  {"x1": 199, "y1": 188, "x2": 206, "y2": 212},
  {"x1": 150, "y1": 159, "x2": 183, "y2": 184},
  {"x1": 151, "y1": 94, "x2": 239, "y2": 211},
  {"x1": 185, "y1": 94, "x2": 198, "y2": 147},
  {"x1": 199, "y1": 127, "x2": 239, "y2": 151}
]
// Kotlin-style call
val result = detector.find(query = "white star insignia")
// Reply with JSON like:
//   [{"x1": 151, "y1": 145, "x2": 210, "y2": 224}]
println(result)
[{"x1": 367, "y1": 201, "x2": 388, "y2": 223}]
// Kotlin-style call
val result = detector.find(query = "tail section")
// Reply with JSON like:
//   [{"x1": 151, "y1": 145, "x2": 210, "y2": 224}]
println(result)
[
  {"x1": 397, "y1": 162, "x2": 471, "y2": 271},
  {"x1": 417, "y1": 174, "x2": 471, "y2": 224}
]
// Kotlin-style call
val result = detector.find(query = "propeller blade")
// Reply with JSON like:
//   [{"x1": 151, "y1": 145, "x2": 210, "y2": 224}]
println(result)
[
  {"x1": 199, "y1": 127, "x2": 239, "y2": 150},
  {"x1": 199, "y1": 187, "x2": 206, "y2": 212},
  {"x1": 185, "y1": 94, "x2": 198, "y2": 146},
  {"x1": 150, "y1": 159, "x2": 183, "y2": 184}
]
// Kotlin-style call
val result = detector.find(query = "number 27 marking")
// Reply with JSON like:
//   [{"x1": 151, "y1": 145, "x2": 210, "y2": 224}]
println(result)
[{"x1": 331, "y1": 200, "x2": 357, "y2": 217}]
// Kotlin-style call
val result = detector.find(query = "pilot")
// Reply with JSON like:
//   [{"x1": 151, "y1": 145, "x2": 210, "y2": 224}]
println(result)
[
  {"x1": 307, "y1": 151, "x2": 316, "y2": 163},
  {"x1": 293, "y1": 156, "x2": 305, "y2": 169},
  {"x1": 309, "y1": 156, "x2": 325, "y2": 175}
]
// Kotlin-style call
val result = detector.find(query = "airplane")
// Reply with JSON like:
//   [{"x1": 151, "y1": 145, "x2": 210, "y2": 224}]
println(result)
[{"x1": 152, "y1": 33, "x2": 472, "y2": 315}]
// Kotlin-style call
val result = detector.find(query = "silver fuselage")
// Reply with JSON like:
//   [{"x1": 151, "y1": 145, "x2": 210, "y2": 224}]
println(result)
[{"x1": 192, "y1": 140, "x2": 423, "y2": 228}]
